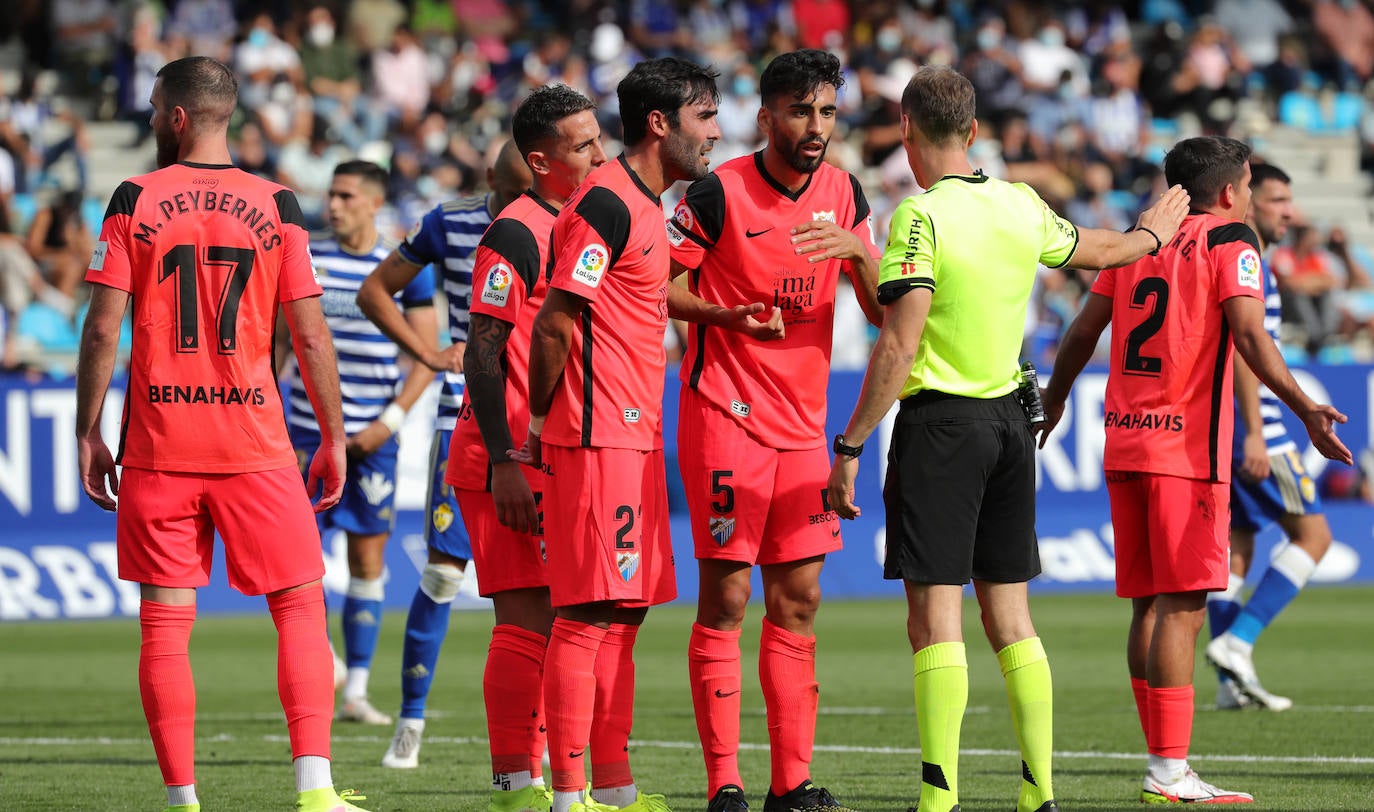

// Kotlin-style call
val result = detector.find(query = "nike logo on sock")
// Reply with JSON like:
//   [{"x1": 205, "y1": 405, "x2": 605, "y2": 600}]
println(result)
[
  {"x1": 714, "y1": 688, "x2": 740, "y2": 698},
  {"x1": 569, "y1": 750, "x2": 584, "y2": 758}
]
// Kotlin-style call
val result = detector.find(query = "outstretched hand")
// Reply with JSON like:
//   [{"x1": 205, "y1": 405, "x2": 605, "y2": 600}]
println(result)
[
  {"x1": 1135, "y1": 185, "x2": 1191, "y2": 247},
  {"x1": 1302, "y1": 404, "x2": 1353, "y2": 466}
]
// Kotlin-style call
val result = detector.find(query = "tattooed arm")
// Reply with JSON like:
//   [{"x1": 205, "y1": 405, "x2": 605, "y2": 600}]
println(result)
[{"x1": 463, "y1": 312, "x2": 538, "y2": 532}]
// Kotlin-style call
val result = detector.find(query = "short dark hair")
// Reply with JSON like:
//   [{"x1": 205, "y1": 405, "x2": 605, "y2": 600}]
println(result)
[
  {"x1": 759, "y1": 49, "x2": 844, "y2": 107},
  {"x1": 900, "y1": 65, "x2": 975, "y2": 148},
  {"x1": 1249, "y1": 161, "x2": 1291, "y2": 189},
  {"x1": 617, "y1": 57, "x2": 720, "y2": 147},
  {"x1": 1164, "y1": 136, "x2": 1253, "y2": 207},
  {"x1": 332, "y1": 159, "x2": 389, "y2": 195},
  {"x1": 156, "y1": 56, "x2": 238, "y2": 129},
  {"x1": 512, "y1": 84, "x2": 597, "y2": 157}
]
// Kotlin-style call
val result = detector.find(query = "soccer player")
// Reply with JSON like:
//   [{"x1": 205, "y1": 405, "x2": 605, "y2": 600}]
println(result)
[
  {"x1": 824, "y1": 66, "x2": 1192, "y2": 812},
  {"x1": 1041, "y1": 136, "x2": 1350, "y2": 804},
  {"x1": 285, "y1": 159, "x2": 438, "y2": 726},
  {"x1": 1205, "y1": 162, "x2": 1334, "y2": 712},
  {"x1": 355, "y1": 139, "x2": 531, "y2": 767},
  {"x1": 666, "y1": 49, "x2": 880, "y2": 812},
  {"x1": 458, "y1": 83, "x2": 607, "y2": 812},
  {"x1": 75, "y1": 56, "x2": 367, "y2": 812},
  {"x1": 514, "y1": 57, "x2": 722, "y2": 812}
]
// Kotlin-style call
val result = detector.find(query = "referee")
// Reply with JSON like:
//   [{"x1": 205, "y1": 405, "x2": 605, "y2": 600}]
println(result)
[{"x1": 825, "y1": 65, "x2": 1189, "y2": 812}]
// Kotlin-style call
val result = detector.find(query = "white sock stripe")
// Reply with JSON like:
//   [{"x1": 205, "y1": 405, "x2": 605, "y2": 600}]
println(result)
[
  {"x1": 1208, "y1": 572, "x2": 1244, "y2": 602},
  {"x1": 1270, "y1": 543, "x2": 1317, "y2": 588},
  {"x1": 346, "y1": 576, "x2": 385, "y2": 601},
  {"x1": 420, "y1": 563, "x2": 465, "y2": 603}
]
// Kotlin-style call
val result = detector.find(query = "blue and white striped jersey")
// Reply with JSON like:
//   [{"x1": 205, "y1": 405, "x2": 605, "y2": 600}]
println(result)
[
  {"x1": 397, "y1": 194, "x2": 493, "y2": 431},
  {"x1": 1234, "y1": 258, "x2": 1295, "y2": 456},
  {"x1": 288, "y1": 236, "x2": 436, "y2": 437}
]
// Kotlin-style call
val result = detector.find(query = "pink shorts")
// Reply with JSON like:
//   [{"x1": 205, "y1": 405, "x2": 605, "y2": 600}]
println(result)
[
  {"x1": 1106, "y1": 470, "x2": 1230, "y2": 598},
  {"x1": 116, "y1": 466, "x2": 324, "y2": 595},
  {"x1": 541, "y1": 443, "x2": 676, "y2": 609},
  {"x1": 457, "y1": 488, "x2": 549, "y2": 597},
  {"x1": 678, "y1": 387, "x2": 841, "y2": 565}
]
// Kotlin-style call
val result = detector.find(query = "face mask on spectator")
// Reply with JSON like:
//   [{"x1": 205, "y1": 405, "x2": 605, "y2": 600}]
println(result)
[
  {"x1": 308, "y1": 23, "x2": 334, "y2": 48},
  {"x1": 877, "y1": 27, "x2": 902, "y2": 53},
  {"x1": 423, "y1": 131, "x2": 449, "y2": 155},
  {"x1": 1039, "y1": 27, "x2": 1065, "y2": 48},
  {"x1": 733, "y1": 76, "x2": 755, "y2": 97},
  {"x1": 271, "y1": 81, "x2": 294, "y2": 104},
  {"x1": 248, "y1": 28, "x2": 271, "y2": 47},
  {"x1": 977, "y1": 28, "x2": 1001, "y2": 50}
]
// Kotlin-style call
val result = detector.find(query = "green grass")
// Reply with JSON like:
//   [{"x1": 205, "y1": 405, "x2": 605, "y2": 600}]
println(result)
[{"x1": 2, "y1": 588, "x2": 1372, "y2": 810}]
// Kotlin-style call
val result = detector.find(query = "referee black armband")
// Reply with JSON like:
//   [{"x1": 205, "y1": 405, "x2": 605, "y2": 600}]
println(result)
[{"x1": 877, "y1": 277, "x2": 934, "y2": 306}]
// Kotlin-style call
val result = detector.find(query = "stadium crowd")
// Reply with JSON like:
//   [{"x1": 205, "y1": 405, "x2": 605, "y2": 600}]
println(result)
[{"x1": 6, "y1": 3, "x2": 1374, "y2": 410}]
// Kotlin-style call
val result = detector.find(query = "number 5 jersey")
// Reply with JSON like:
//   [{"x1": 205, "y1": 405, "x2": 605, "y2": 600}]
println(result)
[{"x1": 85, "y1": 161, "x2": 322, "y2": 473}]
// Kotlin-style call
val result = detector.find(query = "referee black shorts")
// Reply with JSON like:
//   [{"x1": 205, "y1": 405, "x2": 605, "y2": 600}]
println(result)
[{"x1": 882, "y1": 390, "x2": 1040, "y2": 585}]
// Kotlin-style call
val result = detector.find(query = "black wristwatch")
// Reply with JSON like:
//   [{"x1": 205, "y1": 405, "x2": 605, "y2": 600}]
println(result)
[{"x1": 833, "y1": 434, "x2": 864, "y2": 458}]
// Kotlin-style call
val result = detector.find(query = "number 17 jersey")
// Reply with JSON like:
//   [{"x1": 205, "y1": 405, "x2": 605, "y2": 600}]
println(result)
[
  {"x1": 85, "y1": 162, "x2": 321, "y2": 474},
  {"x1": 1091, "y1": 212, "x2": 1264, "y2": 482}
]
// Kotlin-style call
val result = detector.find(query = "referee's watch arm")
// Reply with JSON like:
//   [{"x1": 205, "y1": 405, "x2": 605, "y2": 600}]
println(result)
[
  {"x1": 1066, "y1": 185, "x2": 1191, "y2": 270},
  {"x1": 827, "y1": 288, "x2": 930, "y2": 520},
  {"x1": 1038, "y1": 292, "x2": 1111, "y2": 449}
]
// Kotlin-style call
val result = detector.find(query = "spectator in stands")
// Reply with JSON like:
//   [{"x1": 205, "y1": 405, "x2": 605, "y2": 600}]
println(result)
[
  {"x1": 165, "y1": 0, "x2": 233, "y2": 63},
  {"x1": 792, "y1": 0, "x2": 847, "y2": 51},
  {"x1": 1181, "y1": 19, "x2": 1246, "y2": 131},
  {"x1": 120, "y1": 4, "x2": 173, "y2": 149},
  {"x1": 348, "y1": 0, "x2": 407, "y2": 53},
  {"x1": 256, "y1": 73, "x2": 316, "y2": 151},
  {"x1": 24, "y1": 189, "x2": 90, "y2": 303},
  {"x1": 1272, "y1": 222, "x2": 1344, "y2": 355},
  {"x1": 51, "y1": 0, "x2": 117, "y2": 102},
  {"x1": 0, "y1": 71, "x2": 90, "y2": 194},
  {"x1": 1313, "y1": 0, "x2": 1374, "y2": 90},
  {"x1": 1214, "y1": 0, "x2": 1292, "y2": 76},
  {"x1": 278, "y1": 117, "x2": 350, "y2": 231},
  {"x1": 960, "y1": 15, "x2": 1026, "y2": 120},
  {"x1": 235, "y1": 13, "x2": 302, "y2": 112},
  {"x1": 1067, "y1": 161, "x2": 1134, "y2": 232},
  {"x1": 629, "y1": 0, "x2": 685, "y2": 58},
  {"x1": 371, "y1": 25, "x2": 431, "y2": 134},
  {"x1": 232, "y1": 120, "x2": 278, "y2": 181},
  {"x1": 1019, "y1": 19, "x2": 1088, "y2": 99},
  {"x1": 300, "y1": 4, "x2": 377, "y2": 152},
  {"x1": 1139, "y1": 20, "x2": 1192, "y2": 120}
]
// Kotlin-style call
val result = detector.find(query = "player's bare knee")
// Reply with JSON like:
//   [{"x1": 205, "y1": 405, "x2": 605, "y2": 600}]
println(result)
[
  {"x1": 698, "y1": 581, "x2": 751, "y2": 628},
  {"x1": 419, "y1": 562, "x2": 464, "y2": 604},
  {"x1": 1292, "y1": 516, "x2": 1334, "y2": 560}
]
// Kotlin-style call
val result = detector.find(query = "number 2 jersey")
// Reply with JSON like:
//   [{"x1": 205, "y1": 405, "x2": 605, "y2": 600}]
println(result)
[
  {"x1": 1091, "y1": 212, "x2": 1264, "y2": 481},
  {"x1": 85, "y1": 161, "x2": 321, "y2": 473},
  {"x1": 668, "y1": 152, "x2": 879, "y2": 448}
]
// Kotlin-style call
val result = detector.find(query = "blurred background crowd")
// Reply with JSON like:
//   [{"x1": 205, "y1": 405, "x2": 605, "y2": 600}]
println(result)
[{"x1": 6, "y1": 0, "x2": 1374, "y2": 380}]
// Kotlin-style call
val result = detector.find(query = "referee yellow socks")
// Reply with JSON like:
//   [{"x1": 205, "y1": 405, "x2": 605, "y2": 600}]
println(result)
[
  {"x1": 997, "y1": 636, "x2": 1055, "y2": 812},
  {"x1": 913, "y1": 641, "x2": 967, "y2": 812}
]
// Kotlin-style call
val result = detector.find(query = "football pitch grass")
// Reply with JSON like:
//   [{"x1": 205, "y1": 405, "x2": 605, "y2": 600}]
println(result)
[{"x1": 2, "y1": 588, "x2": 1372, "y2": 811}]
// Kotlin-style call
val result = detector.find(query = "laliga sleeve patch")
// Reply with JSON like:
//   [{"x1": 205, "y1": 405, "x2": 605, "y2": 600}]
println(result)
[
  {"x1": 672, "y1": 198, "x2": 695, "y2": 231},
  {"x1": 406, "y1": 221, "x2": 423, "y2": 244},
  {"x1": 1237, "y1": 248, "x2": 1261, "y2": 291},
  {"x1": 480, "y1": 262, "x2": 513, "y2": 307},
  {"x1": 666, "y1": 219, "x2": 686, "y2": 247},
  {"x1": 571, "y1": 243, "x2": 608, "y2": 288},
  {"x1": 89, "y1": 240, "x2": 108, "y2": 271}
]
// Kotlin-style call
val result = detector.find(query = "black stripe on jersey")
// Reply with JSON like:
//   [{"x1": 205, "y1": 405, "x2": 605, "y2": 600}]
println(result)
[
  {"x1": 619, "y1": 155, "x2": 660, "y2": 203},
  {"x1": 754, "y1": 150, "x2": 812, "y2": 201},
  {"x1": 574, "y1": 187, "x2": 633, "y2": 267},
  {"x1": 688, "y1": 267, "x2": 708, "y2": 388},
  {"x1": 274, "y1": 189, "x2": 307, "y2": 228},
  {"x1": 877, "y1": 278, "x2": 934, "y2": 305},
  {"x1": 581, "y1": 307, "x2": 595, "y2": 448},
  {"x1": 480, "y1": 219, "x2": 542, "y2": 293},
  {"x1": 526, "y1": 189, "x2": 560, "y2": 217},
  {"x1": 1048, "y1": 224, "x2": 1080, "y2": 269},
  {"x1": 1206, "y1": 222, "x2": 1262, "y2": 254},
  {"x1": 682, "y1": 173, "x2": 726, "y2": 244},
  {"x1": 1209, "y1": 313, "x2": 1232, "y2": 481},
  {"x1": 849, "y1": 174, "x2": 872, "y2": 229},
  {"x1": 104, "y1": 180, "x2": 143, "y2": 220}
]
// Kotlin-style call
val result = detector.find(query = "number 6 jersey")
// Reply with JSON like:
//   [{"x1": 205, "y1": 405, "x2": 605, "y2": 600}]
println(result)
[
  {"x1": 1091, "y1": 212, "x2": 1264, "y2": 482},
  {"x1": 85, "y1": 161, "x2": 322, "y2": 473}
]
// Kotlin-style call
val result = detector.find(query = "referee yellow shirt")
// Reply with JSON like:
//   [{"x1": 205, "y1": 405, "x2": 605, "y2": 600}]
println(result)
[{"x1": 877, "y1": 173, "x2": 1078, "y2": 400}]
